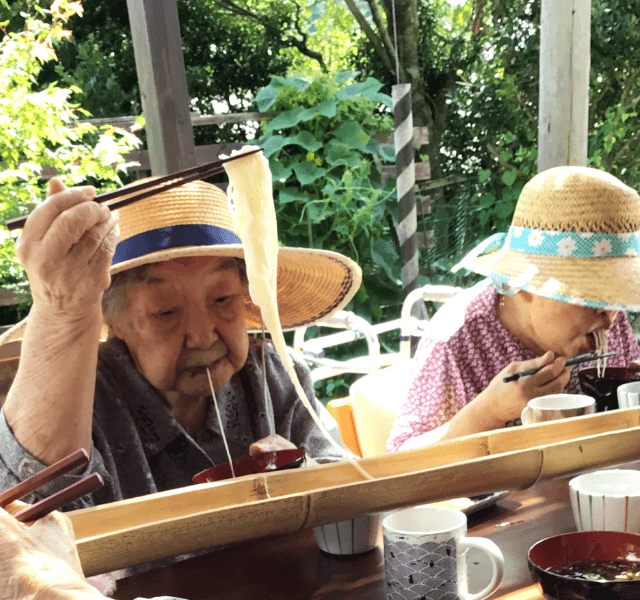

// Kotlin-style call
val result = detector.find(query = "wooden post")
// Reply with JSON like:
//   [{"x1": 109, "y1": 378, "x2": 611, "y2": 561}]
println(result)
[
  {"x1": 126, "y1": 0, "x2": 197, "y2": 175},
  {"x1": 538, "y1": 0, "x2": 591, "y2": 172}
]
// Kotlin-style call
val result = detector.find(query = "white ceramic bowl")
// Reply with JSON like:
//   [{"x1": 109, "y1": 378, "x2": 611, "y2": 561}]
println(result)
[
  {"x1": 569, "y1": 469, "x2": 640, "y2": 532},
  {"x1": 313, "y1": 513, "x2": 380, "y2": 555}
]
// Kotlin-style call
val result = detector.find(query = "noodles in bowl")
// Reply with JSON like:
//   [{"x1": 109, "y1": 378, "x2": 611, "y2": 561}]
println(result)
[
  {"x1": 529, "y1": 531, "x2": 640, "y2": 599},
  {"x1": 578, "y1": 367, "x2": 640, "y2": 412}
]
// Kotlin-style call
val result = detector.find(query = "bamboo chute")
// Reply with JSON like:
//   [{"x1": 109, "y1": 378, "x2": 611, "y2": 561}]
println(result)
[{"x1": 70, "y1": 407, "x2": 640, "y2": 576}]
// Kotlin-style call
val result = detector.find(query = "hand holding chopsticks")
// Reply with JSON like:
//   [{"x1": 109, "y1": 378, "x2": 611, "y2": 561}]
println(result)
[
  {"x1": 5, "y1": 147, "x2": 262, "y2": 232},
  {"x1": 503, "y1": 351, "x2": 618, "y2": 383},
  {"x1": 0, "y1": 449, "x2": 103, "y2": 523}
]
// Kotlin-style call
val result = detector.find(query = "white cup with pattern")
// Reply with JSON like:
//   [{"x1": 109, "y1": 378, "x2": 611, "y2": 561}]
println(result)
[
  {"x1": 570, "y1": 469, "x2": 640, "y2": 532},
  {"x1": 382, "y1": 506, "x2": 504, "y2": 600}
]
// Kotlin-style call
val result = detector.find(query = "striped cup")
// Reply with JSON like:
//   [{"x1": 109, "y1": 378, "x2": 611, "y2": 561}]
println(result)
[{"x1": 569, "y1": 469, "x2": 640, "y2": 532}]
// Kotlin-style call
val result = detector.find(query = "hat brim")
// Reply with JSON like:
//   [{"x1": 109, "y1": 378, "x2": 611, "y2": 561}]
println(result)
[
  {"x1": 0, "y1": 244, "x2": 362, "y2": 350},
  {"x1": 113, "y1": 243, "x2": 361, "y2": 332},
  {"x1": 466, "y1": 248, "x2": 640, "y2": 311}
]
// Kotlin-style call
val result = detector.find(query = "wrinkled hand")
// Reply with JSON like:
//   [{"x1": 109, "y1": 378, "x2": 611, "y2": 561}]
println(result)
[
  {"x1": 249, "y1": 434, "x2": 318, "y2": 466},
  {"x1": 15, "y1": 178, "x2": 117, "y2": 318},
  {"x1": 248, "y1": 434, "x2": 297, "y2": 455},
  {"x1": 477, "y1": 351, "x2": 570, "y2": 427},
  {"x1": 1, "y1": 502, "x2": 99, "y2": 599}
]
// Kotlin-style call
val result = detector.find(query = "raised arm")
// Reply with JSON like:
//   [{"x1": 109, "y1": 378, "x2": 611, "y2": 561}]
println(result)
[{"x1": 3, "y1": 178, "x2": 117, "y2": 466}]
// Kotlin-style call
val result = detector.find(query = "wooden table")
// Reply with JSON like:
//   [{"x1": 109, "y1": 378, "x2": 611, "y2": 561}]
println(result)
[{"x1": 111, "y1": 472, "x2": 589, "y2": 600}]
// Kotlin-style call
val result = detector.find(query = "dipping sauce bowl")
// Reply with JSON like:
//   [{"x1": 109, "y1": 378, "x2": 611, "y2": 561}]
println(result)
[
  {"x1": 192, "y1": 448, "x2": 306, "y2": 483},
  {"x1": 529, "y1": 531, "x2": 640, "y2": 600}
]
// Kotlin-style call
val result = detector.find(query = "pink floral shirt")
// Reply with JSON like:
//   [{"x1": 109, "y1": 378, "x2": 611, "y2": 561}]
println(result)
[{"x1": 387, "y1": 285, "x2": 640, "y2": 452}]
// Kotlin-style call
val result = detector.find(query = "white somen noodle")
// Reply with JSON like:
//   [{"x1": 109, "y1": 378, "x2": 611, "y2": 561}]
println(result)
[
  {"x1": 223, "y1": 146, "x2": 372, "y2": 480},
  {"x1": 593, "y1": 329, "x2": 609, "y2": 378}
]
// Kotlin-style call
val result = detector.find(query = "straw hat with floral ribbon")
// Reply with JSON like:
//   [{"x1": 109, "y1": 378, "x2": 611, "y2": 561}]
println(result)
[
  {"x1": 0, "y1": 179, "x2": 361, "y2": 345},
  {"x1": 452, "y1": 166, "x2": 640, "y2": 311}
]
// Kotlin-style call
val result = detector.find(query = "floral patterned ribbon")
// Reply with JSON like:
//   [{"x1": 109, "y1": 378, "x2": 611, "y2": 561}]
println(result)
[{"x1": 469, "y1": 227, "x2": 640, "y2": 260}]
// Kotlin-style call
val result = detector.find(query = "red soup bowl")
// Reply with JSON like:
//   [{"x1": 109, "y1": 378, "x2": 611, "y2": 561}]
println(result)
[
  {"x1": 192, "y1": 448, "x2": 306, "y2": 483},
  {"x1": 528, "y1": 531, "x2": 640, "y2": 600}
]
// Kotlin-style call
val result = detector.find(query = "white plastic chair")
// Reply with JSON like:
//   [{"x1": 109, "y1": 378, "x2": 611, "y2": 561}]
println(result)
[
  {"x1": 293, "y1": 284, "x2": 463, "y2": 381},
  {"x1": 292, "y1": 284, "x2": 464, "y2": 456}
]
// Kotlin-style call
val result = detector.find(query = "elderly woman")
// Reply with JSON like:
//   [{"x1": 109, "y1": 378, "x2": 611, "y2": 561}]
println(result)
[
  {"x1": 0, "y1": 172, "x2": 360, "y2": 507},
  {"x1": 388, "y1": 167, "x2": 640, "y2": 451}
]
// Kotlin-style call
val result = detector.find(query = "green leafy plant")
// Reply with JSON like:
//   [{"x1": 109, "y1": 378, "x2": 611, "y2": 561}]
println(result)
[
  {"x1": 0, "y1": 0, "x2": 141, "y2": 322},
  {"x1": 255, "y1": 71, "x2": 399, "y2": 325}
]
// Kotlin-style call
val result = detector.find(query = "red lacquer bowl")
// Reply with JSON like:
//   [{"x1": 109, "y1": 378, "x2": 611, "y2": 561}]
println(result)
[
  {"x1": 529, "y1": 531, "x2": 640, "y2": 599},
  {"x1": 192, "y1": 448, "x2": 306, "y2": 483}
]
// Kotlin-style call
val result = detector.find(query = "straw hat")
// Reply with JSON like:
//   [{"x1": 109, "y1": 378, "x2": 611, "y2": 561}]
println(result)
[
  {"x1": 453, "y1": 166, "x2": 640, "y2": 311},
  {"x1": 0, "y1": 179, "x2": 362, "y2": 346}
]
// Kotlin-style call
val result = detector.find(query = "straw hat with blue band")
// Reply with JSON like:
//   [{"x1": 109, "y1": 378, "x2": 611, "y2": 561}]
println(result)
[
  {"x1": 453, "y1": 166, "x2": 640, "y2": 312},
  {"x1": 0, "y1": 178, "x2": 362, "y2": 344}
]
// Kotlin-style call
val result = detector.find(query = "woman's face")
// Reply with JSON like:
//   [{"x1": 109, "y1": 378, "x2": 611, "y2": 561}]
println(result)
[
  {"x1": 112, "y1": 256, "x2": 250, "y2": 398},
  {"x1": 524, "y1": 293, "x2": 618, "y2": 357}
]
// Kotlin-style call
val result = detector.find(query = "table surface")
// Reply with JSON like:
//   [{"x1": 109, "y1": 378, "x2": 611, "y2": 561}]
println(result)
[{"x1": 111, "y1": 471, "x2": 590, "y2": 600}]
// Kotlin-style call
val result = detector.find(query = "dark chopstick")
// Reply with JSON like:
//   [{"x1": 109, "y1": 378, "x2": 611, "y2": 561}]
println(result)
[
  {"x1": 13, "y1": 473, "x2": 103, "y2": 523},
  {"x1": 5, "y1": 147, "x2": 262, "y2": 232},
  {"x1": 503, "y1": 351, "x2": 618, "y2": 383},
  {"x1": 0, "y1": 448, "x2": 89, "y2": 508}
]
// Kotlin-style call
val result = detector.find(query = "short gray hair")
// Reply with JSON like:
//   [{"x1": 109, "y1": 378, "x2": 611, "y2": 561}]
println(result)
[{"x1": 102, "y1": 257, "x2": 247, "y2": 327}]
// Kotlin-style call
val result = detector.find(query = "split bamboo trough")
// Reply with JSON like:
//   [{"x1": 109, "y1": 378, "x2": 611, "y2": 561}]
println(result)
[{"x1": 70, "y1": 407, "x2": 640, "y2": 576}]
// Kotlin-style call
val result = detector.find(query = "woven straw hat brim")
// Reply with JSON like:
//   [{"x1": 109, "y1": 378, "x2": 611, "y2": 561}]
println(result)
[
  {"x1": 469, "y1": 248, "x2": 640, "y2": 311},
  {"x1": 0, "y1": 245, "x2": 362, "y2": 346},
  {"x1": 112, "y1": 244, "x2": 362, "y2": 332}
]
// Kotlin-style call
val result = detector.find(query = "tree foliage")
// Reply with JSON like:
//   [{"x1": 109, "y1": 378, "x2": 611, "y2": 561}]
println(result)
[
  {"x1": 0, "y1": 0, "x2": 140, "y2": 321},
  {"x1": 349, "y1": 0, "x2": 640, "y2": 289},
  {"x1": 439, "y1": 1, "x2": 640, "y2": 265}
]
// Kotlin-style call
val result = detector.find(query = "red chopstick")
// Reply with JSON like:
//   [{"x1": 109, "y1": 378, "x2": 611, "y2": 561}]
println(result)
[
  {"x1": 5, "y1": 147, "x2": 262, "y2": 232},
  {"x1": 13, "y1": 473, "x2": 103, "y2": 523},
  {"x1": 0, "y1": 448, "x2": 104, "y2": 522},
  {"x1": 0, "y1": 449, "x2": 90, "y2": 508}
]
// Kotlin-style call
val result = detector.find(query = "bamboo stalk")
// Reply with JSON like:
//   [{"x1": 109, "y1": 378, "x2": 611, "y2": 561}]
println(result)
[{"x1": 70, "y1": 408, "x2": 640, "y2": 576}]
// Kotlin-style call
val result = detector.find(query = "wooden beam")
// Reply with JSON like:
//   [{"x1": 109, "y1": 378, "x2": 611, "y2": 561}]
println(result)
[
  {"x1": 126, "y1": 143, "x2": 246, "y2": 173},
  {"x1": 81, "y1": 111, "x2": 281, "y2": 130},
  {"x1": 538, "y1": 0, "x2": 591, "y2": 171},
  {"x1": 380, "y1": 161, "x2": 430, "y2": 183},
  {"x1": 126, "y1": 0, "x2": 197, "y2": 175}
]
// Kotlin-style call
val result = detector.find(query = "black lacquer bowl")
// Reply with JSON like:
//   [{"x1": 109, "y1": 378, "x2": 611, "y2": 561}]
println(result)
[
  {"x1": 578, "y1": 367, "x2": 640, "y2": 412},
  {"x1": 528, "y1": 531, "x2": 640, "y2": 600}
]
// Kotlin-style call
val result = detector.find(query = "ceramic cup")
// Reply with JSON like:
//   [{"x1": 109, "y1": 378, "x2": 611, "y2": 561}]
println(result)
[
  {"x1": 617, "y1": 382, "x2": 640, "y2": 409},
  {"x1": 383, "y1": 506, "x2": 504, "y2": 600},
  {"x1": 520, "y1": 394, "x2": 596, "y2": 425},
  {"x1": 569, "y1": 469, "x2": 640, "y2": 533},
  {"x1": 313, "y1": 513, "x2": 380, "y2": 555}
]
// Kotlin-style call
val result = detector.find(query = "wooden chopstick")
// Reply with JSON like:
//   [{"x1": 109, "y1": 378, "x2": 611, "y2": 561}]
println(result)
[
  {"x1": 0, "y1": 448, "x2": 103, "y2": 523},
  {"x1": 13, "y1": 473, "x2": 103, "y2": 523},
  {"x1": 5, "y1": 147, "x2": 262, "y2": 232},
  {"x1": 0, "y1": 448, "x2": 90, "y2": 508}
]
